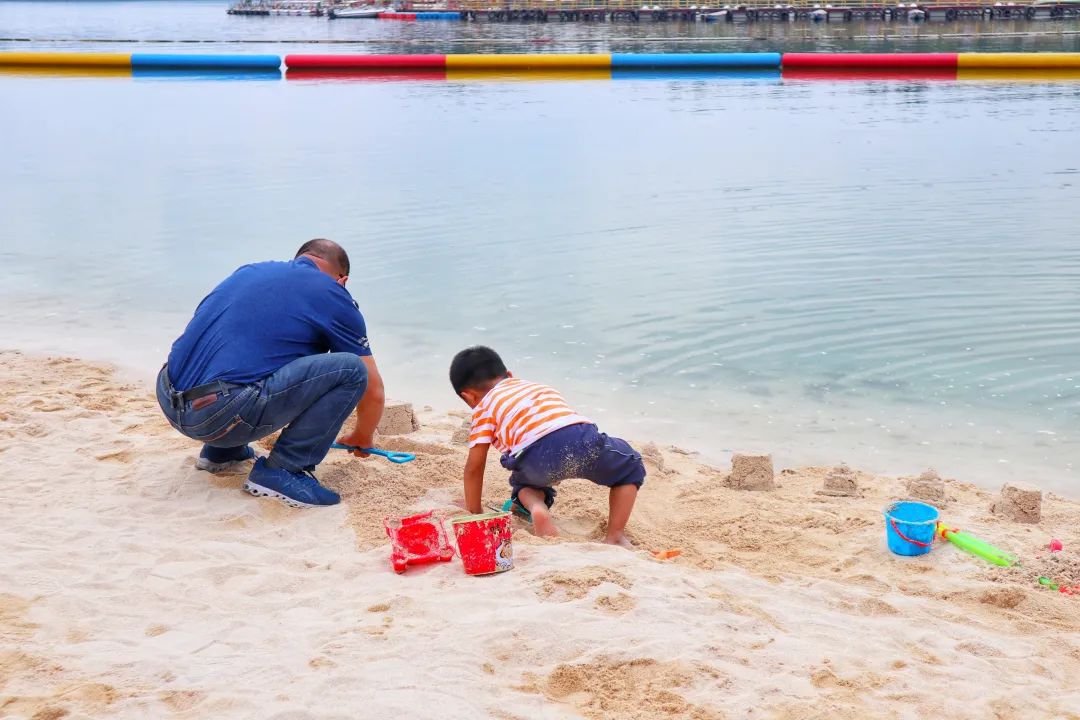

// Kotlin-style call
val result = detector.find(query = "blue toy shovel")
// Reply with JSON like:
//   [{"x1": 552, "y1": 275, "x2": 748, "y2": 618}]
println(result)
[{"x1": 331, "y1": 442, "x2": 415, "y2": 464}]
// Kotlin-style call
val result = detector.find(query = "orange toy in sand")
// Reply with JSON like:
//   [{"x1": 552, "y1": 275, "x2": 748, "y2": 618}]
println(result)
[{"x1": 384, "y1": 510, "x2": 455, "y2": 574}]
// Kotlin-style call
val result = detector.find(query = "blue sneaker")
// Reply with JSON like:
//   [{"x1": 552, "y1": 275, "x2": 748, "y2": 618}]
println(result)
[
  {"x1": 243, "y1": 457, "x2": 340, "y2": 508},
  {"x1": 196, "y1": 444, "x2": 256, "y2": 474}
]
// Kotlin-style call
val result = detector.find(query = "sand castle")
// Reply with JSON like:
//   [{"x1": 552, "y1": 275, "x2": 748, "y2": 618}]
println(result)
[
  {"x1": 377, "y1": 399, "x2": 419, "y2": 435},
  {"x1": 726, "y1": 453, "x2": 776, "y2": 491},
  {"x1": 991, "y1": 481, "x2": 1043, "y2": 524},
  {"x1": 905, "y1": 468, "x2": 948, "y2": 504},
  {"x1": 818, "y1": 463, "x2": 860, "y2": 497}
]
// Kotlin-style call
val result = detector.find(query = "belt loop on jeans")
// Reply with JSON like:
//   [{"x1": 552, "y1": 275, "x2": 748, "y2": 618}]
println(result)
[{"x1": 161, "y1": 363, "x2": 181, "y2": 411}]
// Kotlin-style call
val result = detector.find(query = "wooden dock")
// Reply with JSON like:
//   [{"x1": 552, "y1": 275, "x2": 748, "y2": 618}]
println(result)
[{"x1": 225, "y1": 0, "x2": 1080, "y2": 22}]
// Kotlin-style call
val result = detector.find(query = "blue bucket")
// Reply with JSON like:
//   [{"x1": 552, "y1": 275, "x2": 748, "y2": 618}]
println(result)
[{"x1": 883, "y1": 501, "x2": 939, "y2": 556}]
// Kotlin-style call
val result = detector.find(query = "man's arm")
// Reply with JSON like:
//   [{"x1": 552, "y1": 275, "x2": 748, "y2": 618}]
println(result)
[
  {"x1": 463, "y1": 443, "x2": 489, "y2": 514},
  {"x1": 338, "y1": 355, "x2": 385, "y2": 456}
]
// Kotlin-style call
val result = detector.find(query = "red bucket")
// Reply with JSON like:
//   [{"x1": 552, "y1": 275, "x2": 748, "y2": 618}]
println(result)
[{"x1": 451, "y1": 511, "x2": 513, "y2": 576}]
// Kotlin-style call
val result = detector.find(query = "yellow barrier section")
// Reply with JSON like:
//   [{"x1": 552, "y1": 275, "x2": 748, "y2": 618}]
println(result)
[
  {"x1": 0, "y1": 52, "x2": 132, "y2": 68},
  {"x1": 958, "y1": 53, "x2": 1080, "y2": 69},
  {"x1": 958, "y1": 68, "x2": 1080, "y2": 83},
  {"x1": 446, "y1": 68, "x2": 611, "y2": 82},
  {"x1": 446, "y1": 54, "x2": 612, "y2": 71},
  {"x1": 0, "y1": 65, "x2": 131, "y2": 78}
]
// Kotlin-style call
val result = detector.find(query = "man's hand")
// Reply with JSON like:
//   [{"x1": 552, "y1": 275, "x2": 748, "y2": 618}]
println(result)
[
  {"x1": 337, "y1": 356, "x2": 385, "y2": 460},
  {"x1": 337, "y1": 429, "x2": 374, "y2": 458}
]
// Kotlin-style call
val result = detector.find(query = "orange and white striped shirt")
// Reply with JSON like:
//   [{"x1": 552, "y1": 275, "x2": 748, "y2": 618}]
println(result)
[{"x1": 469, "y1": 378, "x2": 590, "y2": 456}]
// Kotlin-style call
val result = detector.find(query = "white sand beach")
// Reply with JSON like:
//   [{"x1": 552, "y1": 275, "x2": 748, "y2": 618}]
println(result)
[{"x1": 1, "y1": 349, "x2": 1078, "y2": 720}]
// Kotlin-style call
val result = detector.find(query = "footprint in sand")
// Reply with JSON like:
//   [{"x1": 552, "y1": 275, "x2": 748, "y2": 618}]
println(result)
[
  {"x1": 856, "y1": 598, "x2": 900, "y2": 616},
  {"x1": 844, "y1": 573, "x2": 892, "y2": 592},
  {"x1": 145, "y1": 624, "x2": 169, "y2": 637},
  {"x1": 159, "y1": 690, "x2": 205, "y2": 712},
  {"x1": 534, "y1": 566, "x2": 633, "y2": 602},
  {"x1": 956, "y1": 640, "x2": 1005, "y2": 657},
  {"x1": 24, "y1": 422, "x2": 50, "y2": 439},
  {"x1": 594, "y1": 592, "x2": 636, "y2": 614},
  {"x1": 541, "y1": 657, "x2": 724, "y2": 720},
  {"x1": 93, "y1": 448, "x2": 135, "y2": 464},
  {"x1": 29, "y1": 708, "x2": 69, "y2": 720},
  {"x1": 553, "y1": 514, "x2": 603, "y2": 538},
  {"x1": 27, "y1": 399, "x2": 67, "y2": 413}
]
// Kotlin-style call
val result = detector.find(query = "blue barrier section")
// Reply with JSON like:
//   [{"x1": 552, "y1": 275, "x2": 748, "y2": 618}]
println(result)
[
  {"x1": 416, "y1": 11, "x2": 461, "y2": 19},
  {"x1": 611, "y1": 53, "x2": 782, "y2": 69},
  {"x1": 132, "y1": 68, "x2": 282, "y2": 81},
  {"x1": 130, "y1": 54, "x2": 282, "y2": 71},
  {"x1": 611, "y1": 68, "x2": 782, "y2": 81}
]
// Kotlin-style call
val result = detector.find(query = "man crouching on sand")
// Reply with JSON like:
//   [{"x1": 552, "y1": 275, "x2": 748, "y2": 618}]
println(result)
[{"x1": 156, "y1": 239, "x2": 385, "y2": 508}]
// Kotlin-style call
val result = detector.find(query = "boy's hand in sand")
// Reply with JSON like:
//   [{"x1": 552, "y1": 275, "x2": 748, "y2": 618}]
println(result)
[{"x1": 336, "y1": 430, "x2": 374, "y2": 458}]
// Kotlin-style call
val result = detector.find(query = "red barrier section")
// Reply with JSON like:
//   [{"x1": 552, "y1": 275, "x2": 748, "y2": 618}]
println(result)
[
  {"x1": 782, "y1": 68, "x2": 958, "y2": 81},
  {"x1": 285, "y1": 69, "x2": 447, "y2": 81},
  {"x1": 782, "y1": 53, "x2": 959, "y2": 70},
  {"x1": 378, "y1": 12, "x2": 417, "y2": 20},
  {"x1": 284, "y1": 54, "x2": 446, "y2": 70}
]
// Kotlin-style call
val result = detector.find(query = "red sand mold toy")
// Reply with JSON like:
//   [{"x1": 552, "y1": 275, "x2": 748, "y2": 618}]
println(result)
[{"x1": 384, "y1": 510, "x2": 454, "y2": 574}]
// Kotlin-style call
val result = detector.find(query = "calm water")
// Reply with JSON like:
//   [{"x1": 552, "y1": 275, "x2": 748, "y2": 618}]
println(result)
[{"x1": 1, "y1": 1, "x2": 1079, "y2": 492}]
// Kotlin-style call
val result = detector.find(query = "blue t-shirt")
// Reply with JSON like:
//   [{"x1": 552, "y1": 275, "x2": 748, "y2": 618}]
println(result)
[{"x1": 166, "y1": 257, "x2": 372, "y2": 390}]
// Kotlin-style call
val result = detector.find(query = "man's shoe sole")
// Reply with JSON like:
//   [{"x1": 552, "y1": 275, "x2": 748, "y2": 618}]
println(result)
[{"x1": 243, "y1": 480, "x2": 324, "y2": 509}]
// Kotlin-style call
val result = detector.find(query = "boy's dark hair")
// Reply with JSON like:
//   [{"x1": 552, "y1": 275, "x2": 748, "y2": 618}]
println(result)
[{"x1": 450, "y1": 346, "x2": 508, "y2": 395}]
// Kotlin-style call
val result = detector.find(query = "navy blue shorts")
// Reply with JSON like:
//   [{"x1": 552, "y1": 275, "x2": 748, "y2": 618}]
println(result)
[{"x1": 501, "y1": 423, "x2": 645, "y2": 509}]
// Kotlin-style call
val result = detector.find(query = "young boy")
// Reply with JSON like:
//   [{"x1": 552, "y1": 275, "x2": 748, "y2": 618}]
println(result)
[{"x1": 450, "y1": 346, "x2": 644, "y2": 548}]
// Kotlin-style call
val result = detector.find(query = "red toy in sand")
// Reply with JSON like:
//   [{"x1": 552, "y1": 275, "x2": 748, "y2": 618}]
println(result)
[{"x1": 384, "y1": 510, "x2": 455, "y2": 574}]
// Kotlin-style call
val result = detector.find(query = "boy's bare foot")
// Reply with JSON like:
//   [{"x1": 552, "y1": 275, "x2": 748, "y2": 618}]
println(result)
[
  {"x1": 603, "y1": 533, "x2": 634, "y2": 549},
  {"x1": 531, "y1": 508, "x2": 559, "y2": 537}
]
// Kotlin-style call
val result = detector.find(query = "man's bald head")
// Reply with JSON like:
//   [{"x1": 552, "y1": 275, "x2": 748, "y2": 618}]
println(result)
[{"x1": 295, "y1": 238, "x2": 350, "y2": 276}]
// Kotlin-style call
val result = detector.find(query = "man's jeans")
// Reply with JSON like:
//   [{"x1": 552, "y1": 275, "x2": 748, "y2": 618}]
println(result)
[{"x1": 157, "y1": 353, "x2": 368, "y2": 473}]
